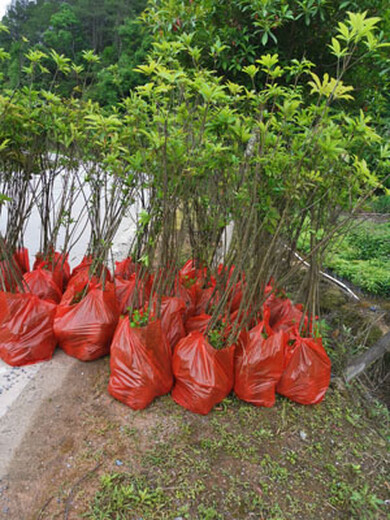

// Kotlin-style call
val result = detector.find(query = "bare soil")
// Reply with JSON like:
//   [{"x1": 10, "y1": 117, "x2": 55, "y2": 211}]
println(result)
[{"x1": 0, "y1": 353, "x2": 388, "y2": 520}]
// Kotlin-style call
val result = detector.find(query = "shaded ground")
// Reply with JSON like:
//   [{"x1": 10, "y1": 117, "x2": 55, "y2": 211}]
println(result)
[{"x1": 0, "y1": 355, "x2": 388, "y2": 520}]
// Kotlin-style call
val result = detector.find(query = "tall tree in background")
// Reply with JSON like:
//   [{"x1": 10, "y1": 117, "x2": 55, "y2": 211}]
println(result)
[{"x1": 0, "y1": 0, "x2": 149, "y2": 100}]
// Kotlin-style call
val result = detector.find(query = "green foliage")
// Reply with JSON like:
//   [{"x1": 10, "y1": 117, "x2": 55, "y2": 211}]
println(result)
[
  {"x1": 0, "y1": 0, "x2": 149, "y2": 103},
  {"x1": 142, "y1": 0, "x2": 390, "y2": 107},
  {"x1": 207, "y1": 320, "x2": 228, "y2": 350},
  {"x1": 129, "y1": 308, "x2": 151, "y2": 328},
  {"x1": 0, "y1": 4, "x2": 387, "y2": 318},
  {"x1": 327, "y1": 257, "x2": 390, "y2": 296},
  {"x1": 347, "y1": 221, "x2": 390, "y2": 259}
]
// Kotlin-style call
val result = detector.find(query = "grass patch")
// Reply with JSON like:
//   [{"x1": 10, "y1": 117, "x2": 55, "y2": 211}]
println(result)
[
  {"x1": 299, "y1": 219, "x2": 390, "y2": 296},
  {"x1": 369, "y1": 194, "x2": 390, "y2": 214},
  {"x1": 87, "y1": 473, "x2": 170, "y2": 519},
  {"x1": 84, "y1": 389, "x2": 389, "y2": 520}
]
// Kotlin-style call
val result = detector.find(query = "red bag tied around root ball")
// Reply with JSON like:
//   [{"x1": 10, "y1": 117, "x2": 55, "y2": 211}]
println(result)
[
  {"x1": 22, "y1": 268, "x2": 62, "y2": 304},
  {"x1": 172, "y1": 331, "x2": 235, "y2": 415},
  {"x1": 115, "y1": 274, "x2": 151, "y2": 314},
  {"x1": 114, "y1": 257, "x2": 137, "y2": 280},
  {"x1": 267, "y1": 297, "x2": 306, "y2": 334},
  {"x1": 0, "y1": 292, "x2": 57, "y2": 366},
  {"x1": 184, "y1": 313, "x2": 211, "y2": 335},
  {"x1": 34, "y1": 251, "x2": 70, "y2": 291},
  {"x1": 70, "y1": 255, "x2": 112, "y2": 285},
  {"x1": 13, "y1": 248, "x2": 30, "y2": 274},
  {"x1": 234, "y1": 321, "x2": 286, "y2": 408},
  {"x1": 276, "y1": 335, "x2": 331, "y2": 405},
  {"x1": 108, "y1": 318, "x2": 173, "y2": 410},
  {"x1": 53, "y1": 281, "x2": 119, "y2": 361}
]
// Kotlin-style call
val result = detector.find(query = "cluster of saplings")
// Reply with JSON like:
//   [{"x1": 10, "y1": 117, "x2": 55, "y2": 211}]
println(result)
[
  {"x1": 0, "y1": 12, "x2": 388, "y2": 412},
  {"x1": 0, "y1": 250, "x2": 331, "y2": 414}
]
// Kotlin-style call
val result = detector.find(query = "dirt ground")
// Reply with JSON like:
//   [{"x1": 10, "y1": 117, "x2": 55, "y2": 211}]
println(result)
[
  {"x1": 0, "y1": 357, "x2": 110, "y2": 519},
  {"x1": 0, "y1": 352, "x2": 388, "y2": 520}
]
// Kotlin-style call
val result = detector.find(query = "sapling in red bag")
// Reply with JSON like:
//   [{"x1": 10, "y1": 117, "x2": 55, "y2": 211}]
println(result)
[
  {"x1": 172, "y1": 320, "x2": 235, "y2": 415},
  {"x1": 276, "y1": 330, "x2": 331, "y2": 405},
  {"x1": 174, "y1": 275, "x2": 197, "y2": 319},
  {"x1": 267, "y1": 296, "x2": 307, "y2": 334},
  {"x1": 234, "y1": 313, "x2": 286, "y2": 407},
  {"x1": 217, "y1": 263, "x2": 244, "y2": 312},
  {"x1": 53, "y1": 279, "x2": 118, "y2": 361},
  {"x1": 179, "y1": 259, "x2": 207, "y2": 290},
  {"x1": 0, "y1": 292, "x2": 57, "y2": 366},
  {"x1": 108, "y1": 309, "x2": 173, "y2": 410}
]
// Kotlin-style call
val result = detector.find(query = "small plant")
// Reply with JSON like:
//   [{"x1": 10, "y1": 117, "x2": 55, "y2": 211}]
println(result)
[
  {"x1": 129, "y1": 308, "x2": 152, "y2": 328},
  {"x1": 182, "y1": 275, "x2": 197, "y2": 289},
  {"x1": 87, "y1": 473, "x2": 168, "y2": 518},
  {"x1": 207, "y1": 319, "x2": 228, "y2": 350},
  {"x1": 313, "y1": 319, "x2": 331, "y2": 347}
]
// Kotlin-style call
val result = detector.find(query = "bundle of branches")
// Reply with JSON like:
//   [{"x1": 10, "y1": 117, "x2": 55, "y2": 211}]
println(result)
[
  {"x1": 52, "y1": 105, "x2": 140, "y2": 362},
  {"x1": 77, "y1": 106, "x2": 140, "y2": 286},
  {"x1": 25, "y1": 94, "x2": 92, "y2": 290},
  {"x1": 129, "y1": 13, "x2": 389, "y2": 350},
  {"x1": 0, "y1": 89, "x2": 44, "y2": 291}
]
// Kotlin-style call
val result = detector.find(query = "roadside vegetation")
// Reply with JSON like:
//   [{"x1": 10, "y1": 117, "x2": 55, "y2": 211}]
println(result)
[{"x1": 299, "y1": 219, "x2": 390, "y2": 297}]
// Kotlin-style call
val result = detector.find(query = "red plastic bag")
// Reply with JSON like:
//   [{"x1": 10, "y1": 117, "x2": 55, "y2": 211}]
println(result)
[
  {"x1": 234, "y1": 321, "x2": 286, "y2": 407},
  {"x1": 194, "y1": 285, "x2": 217, "y2": 315},
  {"x1": 179, "y1": 259, "x2": 207, "y2": 288},
  {"x1": 185, "y1": 313, "x2": 211, "y2": 335},
  {"x1": 70, "y1": 256, "x2": 112, "y2": 284},
  {"x1": 267, "y1": 298, "x2": 305, "y2": 333},
  {"x1": 53, "y1": 281, "x2": 119, "y2": 361},
  {"x1": 0, "y1": 292, "x2": 57, "y2": 366},
  {"x1": 22, "y1": 268, "x2": 62, "y2": 304},
  {"x1": 276, "y1": 335, "x2": 331, "y2": 405},
  {"x1": 174, "y1": 278, "x2": 197, "y2": 319},
  {"x1": 13, "y1": 248, "x2": 30, "y2": 274},
  {"x1": 115, "y1": 274, "x2": 150, "y2": 314},
  {"x1": 158, "y1": 297, "x2": 186, "y2": 350},
  {"x1": 114, "y1": 257, "x2": 136, "y2": 280},
  {"x1": 108, "y1": 318, "x2": 173, "y2": 410},
  {"x1": 34, "y1": 251, "x2": 70, "y2": 291},
  {"x1": 60, "y1": 272, "x2": 99, "y2": 306},
  {"x1": 172, "y1": 331, "x2": 235, "y2": 415}
]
